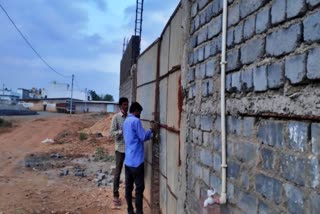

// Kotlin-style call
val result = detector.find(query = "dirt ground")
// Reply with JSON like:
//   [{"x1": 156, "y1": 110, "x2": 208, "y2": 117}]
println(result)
[{"x1": 0, "y1": 113, "x2": 151, "y2": 214}]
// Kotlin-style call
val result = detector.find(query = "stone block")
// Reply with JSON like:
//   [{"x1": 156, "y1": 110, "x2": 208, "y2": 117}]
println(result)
[
  {"x1": 266, "y1": 23, "x2": 302, "y2": 56},
  {"x1": 210, "y1": 174, "x2": 221, "y2": 193},
  {"x1": 190, "y1": 114, "x2": 196, "y2": 128},
  {"x1": 234, "y1": 142, "x2": 258, "y2": 163},
  {"x1": 254, "y1": 65, "x2": 268, "y2": 92},
  {"x1": 208, "y1": 15, "x2": 222, "y2": 39},
  {"x1": 268, "y1": 62, "x2": 284, "y2": 89},
  {"x1": 288, "y1": 122, "x2": 310, "y2": 152},
  {"x1": 285, "y1": 54, "x2": 306, "y2": 84},
  {"x1": 192, "y1": 129, "x2": 203, "y2": 145},
  {"x1": 234, "y1": 22, "x2": 243, "y2": 44},
  {"x1": 198, "y1": 47, "x2": 205, "y2": 62},
  {"x1": 258, "y1": 201, "x2": 272, "y2": 214},
  {"x1": 212, "y1": 0, "x2": 222, "y2": 17},
  {"x1": 208, "y1": 79, "x2": 214, "y2": 95},
  {"x1": 240, "y1": 0, "x2": 268, "y2": 18},
  {"x1": 210, "y1": 36, "x2": 222, "y2": 56},
  {"x1": 191, "y1": 35, "x2": 198, "y2": 49},
  {"x1": 191, "y1": 3, "x2": 198, "y2": 18},
  {"x1": 307, "y1": 47, "x2": 320, "y2": 80},
  {"x1": 261, "y1": 148, "x2": 274, "y2": 170},
  {"x1": 200, "y1": 149, "x2": 213, "y2": 167},
  {"x1": 238, "y1": 192, "x2": 257, "y2": 214},
  {"x1": 304, "y1": 11, "x2": 320, "y2": 43},
  {"x1": 197, "y1": 27, "x2": 208, "y2": 45},
  {"x1": 226, "y1": 73, "x2": 232, "y2": 92},
  {"x1": 192, "y1": 161, "x2": 202, "y2": 178},
  {"x1": 201, "y1": 81, "x2": 208, "y2": 97},
  {"x1": 227, "y1": 48, "x2": 240, "y2": 72},
  {"x1": 308, "y1": 192, "x2": 320, "y2": 214},
  {"x1": 205, "y1": 2, "x2": 214, "y2": 21},
  {"x1": 195, "y1": 64, "x2": 201, "y2": 79},
  {"x1": 271, "y1": 0, "x2": 286, "y2": 25},
  {"x1": 195, "y1": 115, "x2": 201, "y2": 129},
  {"x1": 227, "y1": 116, "x2": 241, "y2": 135},
  {"x1": 242, "y1": 117, "x2": 255, "y2": 137},
  {"x1": 227, "y1": 28, "x2": 234, "y2": 48},
  {"x1": 241, "y1": 172, "x2": 249, "y2": 190},
  {"x1": 243, "y1": 15, "x2": 256, "y2": 40},
  {"x1": 284, "y1": 183, "x2": 304, "y2": 214},
  {"x1": 213, "y1": 153, "x2": 221, "y2": 172},
  {"x1": 198, "y1": 0, "x2": 209, "y2": 10},
  {"x1": 213, "y1": 134, "x2": 221, "y2": 151},
  {"x1": 204, "y1": 43, "x2": 211, "y2": 59},
  {"x1": 188, "y1": 68, "x2": 195, "y2": 83},
  {"x1": 257, "y1": 120, "x2": 285, "y2": 148},
  {"x1": 241, "y1": 68, "x2": 253, "y2": 91},
  {"x1": 206, "y1": 58, "x2": 216, "y2": 77},
  {"x1": 256, "y1": 6, "x2": 270, "y2": 34},
  {"x1": 202, "y1": 167, "x2": 210, "y2": 186},
  {"x1": 214, "y1": 116, "x2": 221, "y2": 132},
  {"x1": 241, "y1": 37, "x2": 265, "y2": 65},
  {"x1": 255, "y1": 173, "x2": 282, "y2": 204},
  {"x1": 228, "y1": 2, "x2": 240, "y2": 27},
  {"x1": 227, "y1": 161, "x2": 240, "y2": 179},
  {"x1": 189, "y1": 52, "x2": 194, "y2": 65},
  {"x1": 311, "y1": 123, "x2": 320, "y2": 155},
  {"x1": 195, "y1": 15, "x2": 200, "y2": 30},
  {"x1": 201, "y1": 115, "x2": 213, "y2": 131},
  {"x1": 200, "y1": 12, "x2": 207, "y2": 26},
  {"x1": 287, "y1": 0, "x2": 306, "y2": 19},
  {"x1": 231, "y1": 71, "x2": 241, "y2": 92}
]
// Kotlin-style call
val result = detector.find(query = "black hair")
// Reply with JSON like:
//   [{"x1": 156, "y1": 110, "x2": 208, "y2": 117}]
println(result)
[
  {"x1": 129, "y1": 102, "x2": 143, "y2": 113},
  {"x1": 119, "y1": 97, "x2": 129, "y2": 105}
]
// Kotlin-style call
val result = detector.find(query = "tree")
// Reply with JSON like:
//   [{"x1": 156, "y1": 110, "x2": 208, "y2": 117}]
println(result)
[
  {"x1": 88, "y1": 90, "x2": 101, "y2": 101},
  {"x1": 103, "y1": 94, "x2": 114, "y2": 101}
]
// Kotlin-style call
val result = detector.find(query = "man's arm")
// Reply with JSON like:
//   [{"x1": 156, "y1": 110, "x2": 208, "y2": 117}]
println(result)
[
  {"x1": 109, "y1": 115, "x2": 122, "y2": 138},
  {"x1": 135, "y1": 119, "x2": 152, "y2": 142}
]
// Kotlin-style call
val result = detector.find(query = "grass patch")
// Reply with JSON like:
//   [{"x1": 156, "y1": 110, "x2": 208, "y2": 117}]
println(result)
[
  {"x1": 93, "y1": 147, "x2": 115, "y2": 162},
  {"x1": 0, "y1": 118, "x2": 12, "y2": 128},
  {"x1": 79, "y1": 132, "x2": 88, "y2": 141}
]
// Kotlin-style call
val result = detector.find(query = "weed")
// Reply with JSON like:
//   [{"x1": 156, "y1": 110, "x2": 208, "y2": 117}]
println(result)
[
  {"x1": 79, "y1": 132, "x2": 88, "y2": 141},
  {"x1": 0, "y1": 118, "x2": 12, "y2": 128},
  {"x1": 93, "y1": 147, "x2": 115, "y2": 162}
]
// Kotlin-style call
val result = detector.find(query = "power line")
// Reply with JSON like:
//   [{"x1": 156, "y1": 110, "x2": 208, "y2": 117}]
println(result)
[{"x1": 0, "y1": 3, "x2": 70, "y2": 78}]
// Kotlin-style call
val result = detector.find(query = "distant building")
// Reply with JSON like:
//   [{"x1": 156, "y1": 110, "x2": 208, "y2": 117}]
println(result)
[
  {"x1": 42, "y1": 82, "x2": 88, "y2": 101},
  {"x1": 0, "y1": 89, "x2": 20, "y2": 104}
]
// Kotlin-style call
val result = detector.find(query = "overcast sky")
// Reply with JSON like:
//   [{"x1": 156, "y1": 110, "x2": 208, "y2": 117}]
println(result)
[{"x1": 0, "y1": 0, "x2": 180, "y2": 100}]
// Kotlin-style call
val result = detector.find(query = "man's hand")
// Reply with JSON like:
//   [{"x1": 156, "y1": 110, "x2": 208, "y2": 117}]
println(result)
[{"x1": 150, "y1": 120, "x2": 159, "y2": 133}]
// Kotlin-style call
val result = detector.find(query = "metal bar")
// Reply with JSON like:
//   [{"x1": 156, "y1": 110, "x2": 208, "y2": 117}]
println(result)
[
  {"x1": 136, "y1": 79, "x2": 157, "y2": 89},
  {"x1": 239, "y1": 112, "x2": 320, "y2": 121},
  {"x1": 159, "y1": 65, "x2": 181, "y2": 81}
]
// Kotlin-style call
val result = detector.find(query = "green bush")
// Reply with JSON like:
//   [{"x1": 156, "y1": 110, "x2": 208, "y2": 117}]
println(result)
[
  {"x1": 79, "y1": 132, "x2": 88, "y2": 141},
  {"x1": 0, "y1": 118, "x2": 12, "y2": 128},
  {"x1": 94, "y1": 147, "x2": 115, "y2": 162}
]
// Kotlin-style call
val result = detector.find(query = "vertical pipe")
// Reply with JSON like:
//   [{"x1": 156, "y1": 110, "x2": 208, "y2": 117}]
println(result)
[
  {"x1": 220, "y1": 0, "x2": 228, "y2": 204},
  {"x1": 70, "y1": 74, "x2": 74, "y2": 115}
]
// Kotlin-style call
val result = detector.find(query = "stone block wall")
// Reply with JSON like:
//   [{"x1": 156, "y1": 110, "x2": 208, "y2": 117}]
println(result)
[{"x1": 183, "y1": 0, "x2": 320, "y2": 213}]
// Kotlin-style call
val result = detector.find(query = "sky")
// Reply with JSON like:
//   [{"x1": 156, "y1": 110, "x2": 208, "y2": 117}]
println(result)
[{"x1": 0, "y1": 0, "x2": 180, "y2": 100}]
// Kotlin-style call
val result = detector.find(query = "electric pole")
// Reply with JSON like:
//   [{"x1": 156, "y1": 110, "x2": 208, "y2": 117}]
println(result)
[
  {"x1": 70, "y1": 74, "x2": 74, "y2": 115},
  {"x1": 85, "y1": 88, "x2": 87, "y2": 113}
]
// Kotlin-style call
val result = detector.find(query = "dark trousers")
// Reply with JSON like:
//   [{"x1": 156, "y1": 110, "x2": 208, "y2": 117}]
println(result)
[
  {"x1": 113, "y1": 151, "x2": 125, "y2": 198},
  {"x1": 125, "y1": 163, "x2": 144, "y2": 214}
]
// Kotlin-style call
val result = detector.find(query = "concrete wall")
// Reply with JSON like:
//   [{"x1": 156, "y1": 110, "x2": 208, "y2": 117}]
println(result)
[{"x1": 184, "y1": 0, "x2": 320, "y2": 213}]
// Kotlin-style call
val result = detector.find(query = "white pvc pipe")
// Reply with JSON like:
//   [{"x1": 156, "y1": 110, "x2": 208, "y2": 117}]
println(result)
[{"x1": 219, "y1": 0, "x2": 228, "y2": 204}]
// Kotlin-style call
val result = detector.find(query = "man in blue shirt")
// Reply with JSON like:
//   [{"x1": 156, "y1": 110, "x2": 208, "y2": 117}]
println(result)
[{"x1": 122, "y1": 102, "x2": 153, "y2": 214}]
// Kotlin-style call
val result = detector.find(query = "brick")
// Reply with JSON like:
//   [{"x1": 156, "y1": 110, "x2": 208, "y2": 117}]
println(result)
[
  {"x1": 234, "y1": 22, "x2": 243, "y2": 44},
  {"x1": 189, "y1": 52, "x2": 194, "y2": 65},
  {"x1": 241, "y1": 68, "x2": 253, "y2": 91},
  {"x1": 227, "y1": 116, "x2": 241, "y2": 135},
  {"x1": 308, "y1": 192, "x2": 320, "y2": 214},
  {"x1": 210, "y1": 36, "x2": 222, "y2": 56},
  {"x1": 234, "y1": 142, "x2": 258, "y2": 163},
  {"x1": 288, "y1": 122, "x2": 309, "y2": 152},
  {"x1": 226, "y1": 73, "x2": 232, "y2": 92},
  {"x1": 188, "y1": 68, "x2": 195, "y2": 83},
  {"x1": 311, "y1": 123, "x2": 320, "y2": 155},
  {"x1": 191, "y1": 3, "x2": 198, "y2": 18},
  {"x1": 227, "y1": 161, "x2": 240, "y2": 179},
  {"x1": 304, "y1": 11, "x2": 320, "y2": 43},
  {"x1": 205, "y1": 3, "x2": 214, "y2": 21},
  {"x1": 228, "y1": 2, "x2": 240, "y2": 27},
  {"x1": 271, "y1": 0, "x2": 286, "y2": 25},
  {"x1": 213, "y1": 153, "x2": 221, "y2": 172},
  {"x1": 202, "y1": 168, "x2": 210, "y2": 186},
  {"x1": 200, "y1": 63, "x2": 206, "y2": 78},
  {"x1": 242, "y1": 117, "x2": 255, "y2": 137},
  {"x1": 195, "y1": 64, "x2": 201, "y2": 79},
  {"x1": 243, "y1": 15, "x2": 256, "y2": 40},
  {"x1": 258, "y1": 202, "x2": 272, "y2": 214},
  {"x1": 210, "y1": 174, "x2": 221, "y2": 193},
  {"x1": 190, "y1": 114, "x2": 196, "y2": 128},
  {"x1": 198, "y1": 47, "x2": 205, "y2": 62},
  {"x1": 280, "y1": 154, "x2": 319, "y2": 187},
  {"x1": 266, "y1": 23, "x2": 302, "y2": 56},
  {"x1": 192, "y1": 129, "x2": 203, "y2": 145},
  {"x1": 231, "y1": 71, "x2": 241, "y2": 92},
  {"x1": 203, "y1": 132, "x2": 210, "y2": 147},
  {"x1": 268, "y1": 62, "x2": 284, "y2": 89},
  {"x1": 287, "y1": 0, "x2": 306, "y2": 19},
  {"x1": 284, "y1": 184, "x2": 304, "y2": 214},
  {"x1": 238, "y1": 192, "x2": 257, "y2": 214},
  {"x1": 208, "y1": 15, "x2": 222, "y2": 39},
  {"x1": 261, "y1": 148, "x2": 274, "y2": 170},
  {"x1": 201, "y1": 115, "x2": 213, "y2": 131},
  {"x1": 285, "y1": 54, "x2": 306, "y2": 84},
  {"x1": 256, "y1": 6, "x2": 270, "y2": 34},
  {"x1": 227, "y1": 48, "x2": 240, "y2": 72},
  {"x1": 227, "y1": 28, "x2": 234, "y2": 48},
  {"x1": 192, "y1": 161, "x2": 202, "y2": 178},
  {"x1": 195, "y1": 115, "x2": 201, "y2": 129},
  {"x1": 204, "y1": 43, "x2": 211, "y2": 59},
  {"x1": 254, "y1": 65, "x2": 267, "y2": 92},
  {"x1": 191, "y1": 35, "x2": 197, "y2": 49},
  {"x1": 200, "y1": 149, "x2": 213, "y2": 167},
  {"x1": 255, "y1": 174, "x2": 282, "y2": 204},
  {"x1": 307, "y1": 47, "x2": 320, "y2": 80},
  {"x1": 240, "y1": 0, "x2": 268, "y2": 18},
  {"x1": 257, "y1": 120, "x2": 285, "y2": 148},
  {"x1": 241, "y1": 37, "x2": 265, "y2": 65},
  {"x1": 307, "y1": 0, "x2": 320, "y2": 7},
  {"x1": 213, "y1": 134, "x2": 221, "y2": 151},
  {"x1": 190, "y1": 19, "x2": 195, "y2": 34},
  {"x1": 202, "y1": 81, "x2": 208, "y2": 97},
  {"x1": 208, "y1": 79, "x2": 214, "y2": 95},
  {"x1": 195, "y1": 15, "x2": 200, "y2": 30},
  {"x1": 200, "y1": 12, "x2": 207, "y2": 26},
  {"x1": 197, "y1": 28, "x2": 208, "y2": 45},
  {"x1": 206, "y1": 57, "x2": 216, "y2": 77},
  {"x1": 212, "y1": 0, "x2": 222, "y2": 16},
  {"x1": 227, "y1": 182, "x2": 235, "y2": 202},
  {"x1": 214, "y1": 116, "x2": 221, "y2": 132}
]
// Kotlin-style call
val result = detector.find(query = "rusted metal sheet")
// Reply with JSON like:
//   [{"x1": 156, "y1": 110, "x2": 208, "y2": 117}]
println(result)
[
  {"x1": 169, "y1": 8, "x2": 183, "y2": 70},
  {"x1": 137, "y1": 42, "x2": 158, "y2": 87}
]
